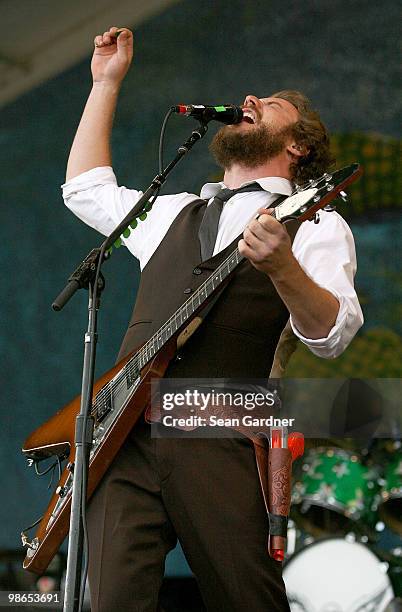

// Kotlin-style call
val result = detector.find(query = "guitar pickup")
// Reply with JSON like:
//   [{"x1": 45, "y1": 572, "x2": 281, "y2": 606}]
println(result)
[
  {"x1": 96, "y1": 385, "x2": 113, "y2": 422},
  {"x1": 125, "y1": 366, "x2": 140, "y2": 389}
]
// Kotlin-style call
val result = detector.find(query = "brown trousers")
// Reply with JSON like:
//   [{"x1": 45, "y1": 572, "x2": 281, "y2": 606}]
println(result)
[{"x1": 87, "y1": 417, "x2": 290, "y2": 612}]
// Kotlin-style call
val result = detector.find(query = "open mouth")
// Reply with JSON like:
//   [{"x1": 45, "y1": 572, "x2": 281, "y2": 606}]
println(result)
[{"x1": 241, "y1": 109, "x2": 256, "y2": 124}]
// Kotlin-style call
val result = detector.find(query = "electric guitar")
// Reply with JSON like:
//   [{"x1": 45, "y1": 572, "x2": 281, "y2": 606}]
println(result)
[{"x1": 21, "y1": 164, "x2": 362, "y2": 574}]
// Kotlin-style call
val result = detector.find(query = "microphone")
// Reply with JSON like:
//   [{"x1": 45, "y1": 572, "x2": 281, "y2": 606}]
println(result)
[{"x1": 172, "y1": 104, "x2": 243, "y2": 125}]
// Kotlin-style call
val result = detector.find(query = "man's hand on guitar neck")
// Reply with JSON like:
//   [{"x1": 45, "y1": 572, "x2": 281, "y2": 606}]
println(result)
[{"x1": 66, "y1": 27, "x2": 134, "y2": 182}]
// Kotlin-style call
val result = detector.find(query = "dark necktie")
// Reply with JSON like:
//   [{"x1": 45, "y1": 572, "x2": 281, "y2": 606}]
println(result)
[{"x1": 198, "y1": 182, "x2": 266, "y2": 261}]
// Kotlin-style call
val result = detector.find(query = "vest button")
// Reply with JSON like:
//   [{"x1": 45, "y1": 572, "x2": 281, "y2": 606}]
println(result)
[
  {"x1": 193, "y1": 267, "x2": 202, "y2": 275},
  {"x1": 183, "y1": 288, "x2": 192, "y2": 294}
]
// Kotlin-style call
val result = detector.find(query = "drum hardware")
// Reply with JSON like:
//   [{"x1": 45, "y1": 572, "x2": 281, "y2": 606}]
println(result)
[
  {"x1": 384, "y1": 598, "x2": 402, "y2": 612},
  {"x1": 285, "y1": 522, "x2": 314, "y2": 562},
  {"x1": 286, "y1": 519, "x2": 298, "y2": 557},
  {"x1": 286, "y1": 439, "x2": 402, "y2": 607},
  {"x1": 283, "y1": 538, "x2": 395, "y2": 612},
  {"x1": 371, "y1": 545, "x2": 402, "y2": 597},
  {"x1": 291, "y1": 447, "x2": 380, "y2": 539},
  {"x1": 377, "y1": 455, "x2": 402, "y2": 536}
]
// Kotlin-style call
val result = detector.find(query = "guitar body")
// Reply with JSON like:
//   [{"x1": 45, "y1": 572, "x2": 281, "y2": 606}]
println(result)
[{"x1": 22, "y1": 338, "x2": 177, "y2": 574}]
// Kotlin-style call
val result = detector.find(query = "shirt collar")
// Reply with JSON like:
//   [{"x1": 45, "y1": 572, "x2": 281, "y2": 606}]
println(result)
[{"x1": 200, "y1": 176, "x2": 293, "y2": 200}]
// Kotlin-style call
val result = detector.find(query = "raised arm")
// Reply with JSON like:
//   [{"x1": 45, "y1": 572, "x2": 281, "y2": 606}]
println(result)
[{"x1": 66, "y1": 27, "x2": 134, "y2": 181}]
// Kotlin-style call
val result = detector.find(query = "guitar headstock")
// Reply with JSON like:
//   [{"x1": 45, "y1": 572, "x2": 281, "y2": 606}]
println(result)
[{"x1": 275, "y1": 164, "x2": 363, "y2": 223}]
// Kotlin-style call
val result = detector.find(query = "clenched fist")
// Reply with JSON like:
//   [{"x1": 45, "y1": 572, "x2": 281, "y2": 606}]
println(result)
[
  {"x1": 91, "y1": 27, "x2": 134, "y2": 85},
  {"x1": 238, "y1": 208, "x2": 295, "y2": 277}
]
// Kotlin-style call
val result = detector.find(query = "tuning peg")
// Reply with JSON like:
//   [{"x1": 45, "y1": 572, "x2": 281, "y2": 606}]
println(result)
[
  {"x1": 339, "y1": 190, "x2": 348, "y2": 202},
  {"x1": 309, "y1": 213, "x2": 320, "y2": 224}
]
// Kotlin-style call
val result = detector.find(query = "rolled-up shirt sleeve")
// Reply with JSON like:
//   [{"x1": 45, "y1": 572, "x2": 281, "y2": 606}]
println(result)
[
  {"x1": 62, "y1": 169, "x2": 363, "y2": 358},
  {"x1": 62, "y1": 166, "x2": 199, "y2": 266},
  {"x1": 290, "y1": 210, "x2": 364, "y2": 359},
  {"x1": 62, "y1": 166, "x2": 148, "y2": 259}
]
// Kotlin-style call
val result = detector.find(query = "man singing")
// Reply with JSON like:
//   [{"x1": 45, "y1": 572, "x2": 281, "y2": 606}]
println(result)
[{"x1": 62, "y1": 27, "x2": 363, "y2": 612}]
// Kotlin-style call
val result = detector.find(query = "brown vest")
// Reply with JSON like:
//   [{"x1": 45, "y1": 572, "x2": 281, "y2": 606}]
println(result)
[{"x1": 117, "y1": 197, "x2": 299, "y2": 378}]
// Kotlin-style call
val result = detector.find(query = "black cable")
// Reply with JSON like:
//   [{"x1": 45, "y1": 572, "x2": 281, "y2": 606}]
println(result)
[
  {"x1": 113, "y1": 107, "x2": 174, "y2": 239},
  {"x1": 159, "y1": 107, "x2": 175, "y2": 174},
  {"x1": 138, "y1": 107, "x2": 175, "y2": 216},
  {"x1": 33, "y1": 458, "x2": 60, "y2": 491},
  {"x1": 22, "y1": 515, "x2": 43, "y2": 533},
  {"x1": 23, "y1": 456, "x2": 66, "y2": 539},
  {"x1": 57, "y1": 455, "x2": 63, "y2": 481},
  {"x1": 78, "y1": 435, "x2": 90, "y2": 612},
  {"x1": 34, "y1": 459, "x2": 59, "y2": 477}
]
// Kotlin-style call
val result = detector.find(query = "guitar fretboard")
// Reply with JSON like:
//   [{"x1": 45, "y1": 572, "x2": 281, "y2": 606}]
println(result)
[
  {"x1": 128, "y1": 246, "x2": 245, "y2": 375},
  {"x1": 91, "y1": 245, "x2": 245, "y2": 420},
  {"x1": 90, "y1": 162, "x2": 361, "y2": 420}
]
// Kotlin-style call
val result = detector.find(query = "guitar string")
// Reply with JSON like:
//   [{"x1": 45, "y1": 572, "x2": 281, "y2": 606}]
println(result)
[
  {"x1": 92, "y1": 180, "x2": 329, "y2": 418},
  {"x1": 91, "y1": 177, "x2": 329, "y2": 419},
  {"x1": 92, "y1": 200, "x2": 280, "y2": 417},
  {"x1": 91, "y1": 245, "x2": 245, "y2": 418},
  {"x1": 91, "y1": 172, "x2": 336, "y2": 420}
]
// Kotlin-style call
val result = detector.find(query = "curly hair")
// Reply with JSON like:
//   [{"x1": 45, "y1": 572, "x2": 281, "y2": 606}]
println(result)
[{"x1": 271, "y1": 90, "x2": 335, "y2": 185}]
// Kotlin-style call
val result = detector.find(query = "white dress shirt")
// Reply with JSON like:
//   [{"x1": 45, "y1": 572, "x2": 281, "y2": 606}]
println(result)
[{"x1": 62, "y1": 166, "x2": 364, "y2": 359}]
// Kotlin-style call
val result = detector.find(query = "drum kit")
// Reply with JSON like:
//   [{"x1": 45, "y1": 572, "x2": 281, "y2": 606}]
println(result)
[{"x1": 284, "y1": 440, "x2": 402, "y2": 612}]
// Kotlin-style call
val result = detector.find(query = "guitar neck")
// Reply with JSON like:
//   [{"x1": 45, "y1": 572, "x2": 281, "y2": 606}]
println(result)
[
  {"x1": 129, "y1": 246, "x2": 244, "y2": 370},
  {"x1": 91, "y1": 245, "x2": 245, "y2": 422},
  {"x1": 94, "y1": 200, "x2": 288, "y2": 415},
  {"x1": 93, "y1": 162, "x2": 363, "y2": 418},
  {"x1": 124, "y1": 198, "x2": 288, "y2": 376}
]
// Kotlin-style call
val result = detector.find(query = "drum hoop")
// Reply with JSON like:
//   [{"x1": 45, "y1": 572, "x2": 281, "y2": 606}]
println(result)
[
  {"x1": 305, "y1": 446, "x2": 363, "y2": 462},
  {"x1": 283, "y1": 535, "x2": 391, "y2": 571},
  {"x1": 380, "y1": 487, "x2": 402, "y2": 502},
  {"x1": 298, "y1": 494, "x2": 363, "y2": 520}
]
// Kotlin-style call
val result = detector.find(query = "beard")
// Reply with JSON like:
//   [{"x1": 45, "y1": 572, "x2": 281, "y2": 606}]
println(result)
[{"x1": 209, "y1": 122, "x2": 293, "y2": 170}]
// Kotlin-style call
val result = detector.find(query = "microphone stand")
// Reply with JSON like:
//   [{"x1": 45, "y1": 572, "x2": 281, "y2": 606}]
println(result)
[{"x1": 55, "y1": 119, "x2": 209, "y2": 612}]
